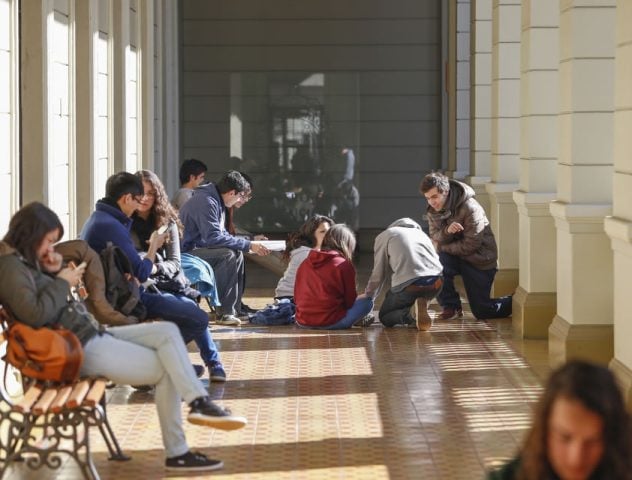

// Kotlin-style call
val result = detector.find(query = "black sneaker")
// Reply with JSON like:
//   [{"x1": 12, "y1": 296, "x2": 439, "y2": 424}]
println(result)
[
  {"x1": 187, "y1": 397, "x2": 247, "y2": 431},
  {"x1": 165, "y1": 451, "x2": 223, "y2": 472},
  {"x1": 193, "y1": 364, "x2": 205, "y2": 378},
  {"x1": 240, "y1": 303, "x2": 258, "y2": 314},
  {"x1": 208, "y1": 361, "x2": 227, "y2": 382},
  {"x1": 353, "y1": 313, "x2": 375, "y2": 327}
]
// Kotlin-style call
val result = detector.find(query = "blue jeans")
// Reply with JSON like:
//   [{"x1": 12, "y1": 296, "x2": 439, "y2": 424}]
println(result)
[
  {"x1": 379, "y1": 276, "x2": 443, "y2": 327},
  {"x1": 437, "y1": 252, "x2": 512, "y2": 319},
  {"x1": 304, "y1": 297, "x2": 374, "y2": 330},
  {"x1": 81, "y1": 322, "x2": 207, "y2": 458},
  {"x1": 141, "y1": 290, "x2": 220, "y2": 364}
]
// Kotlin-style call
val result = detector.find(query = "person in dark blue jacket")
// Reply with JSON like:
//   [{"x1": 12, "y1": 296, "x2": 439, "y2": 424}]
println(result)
[
  {"x1": 179, "y1": 170, "x2": 270, "y2": 326},
  {"x1": 81, "y1": 172, "x2": 227, "y2": 382}
]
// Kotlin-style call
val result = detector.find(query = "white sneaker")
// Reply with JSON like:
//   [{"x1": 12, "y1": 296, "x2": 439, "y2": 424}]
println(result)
[{"x1": 216, "y1": 314, "x2": 241, "y2": 326}]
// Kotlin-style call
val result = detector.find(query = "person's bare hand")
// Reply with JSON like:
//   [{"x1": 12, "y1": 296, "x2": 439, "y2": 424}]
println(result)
[
  {"x1": 250, "y1": 241, "x2": 270, "y2": 256},
  {"x1": 149, "y1": 230, "x2": 168, "y2": 250},
  {"x1": 41, "y1": 251, "x2": 63, "y2": 273},
  {"x1": 57, "y1": 262, "x2": 86, "y2": 287},
  {"x1": 446, "y1": 222, "x2": 464, "y2": 234},
  {"x1": 254, "y1": 234, "x2": 268, "y2": 241}
]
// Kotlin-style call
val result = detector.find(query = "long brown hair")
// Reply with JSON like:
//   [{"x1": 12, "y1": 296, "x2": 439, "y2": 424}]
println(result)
[
  {"x1": 518, "y1": 360, "x2": 632, "y2": 480},
  {"x1": 283, "y1": 214, "x2": 334, "y2": 260},
  {"x1": 135, "y1": 170, "x2": 183, "y2": 235},
  {"x1": 321, "y1": 224, "x2": 356, "y2": 262},
  {"x1": 3, "y1": 202, "x2": 64, "y2": 267}
]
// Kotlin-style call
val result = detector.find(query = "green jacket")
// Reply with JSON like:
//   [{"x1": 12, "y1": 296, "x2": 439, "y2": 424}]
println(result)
[{"x1": 0, "y1": 246, "x2": 101, "y2": 345}]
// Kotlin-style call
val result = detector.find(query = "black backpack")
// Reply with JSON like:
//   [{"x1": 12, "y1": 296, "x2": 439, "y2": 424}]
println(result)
[{"x1": 99, "y1": 243, "x2": 147, "y2": 320}]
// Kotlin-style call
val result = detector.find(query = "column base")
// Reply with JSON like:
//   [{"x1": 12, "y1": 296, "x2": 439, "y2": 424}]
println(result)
[
  {"x1": 492, "y1": 268, "x2": 518, "y2": 297},
  {"x1": 549, "y1": 315, "x2": 613, "y2": 367},
  {"x1": 610, "y1": 358, "x2": 632, "y2": 410},
  {"x1": 512, "y1": 286, "x2": 556, "y2": 339}
]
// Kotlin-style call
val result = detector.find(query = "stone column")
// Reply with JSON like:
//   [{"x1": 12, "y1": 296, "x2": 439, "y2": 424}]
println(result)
[
  {"x1": 75, "y1": 0, "x2": 98, "y2": 228},
  {"x1": 20, "y1": 0, "x2": 49, "y2": 203},
  {"x1": 111, "y1": 0, "x2": 130, "y2": 172},
  {"x1": 139, "y1": 0, "x2": 154, "y2": 170},
  {"x1": 512, "y1": 0, "x2": 559, "y2": 338},
  {"x1": 468, "y1": 0, "x2": 493, "y2": 214},
  {"x1": 485, "y1": 0, "x2": 521, "y2": 296},
  {"x1": 457, "y1": 0, "x2": 471, "y2": 180},
  {"x1": 606, "y1": 0, "x2": 632, "y2": 404},
  {"x1": 549, "y1": 0, "x2": 615, "y2": 365},
  {"x1": 160, "y1": 0, "x2": 180, "y2": 194}
]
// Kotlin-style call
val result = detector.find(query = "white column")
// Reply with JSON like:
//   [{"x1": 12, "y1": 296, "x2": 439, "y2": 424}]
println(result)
[
  {"x1": 111, "y1": 0, "x2": 130, "y2": 172},
  {"x1": 75, "y1": 0, "x2": 98, "y2": 227},
  {"x1": 454, "y1": 0, "x2": 471, "y2": 180},
  {"x1": 549, "y1": 0, "x2": 615, "y2": 365},
  {"x1": 139, "y1": 0, "x2": 154, "y2": 170},
  {"x1": 485, "y1": 0, "x2": 521, "y2": 295},
  {"x1": 468, "y1": 0, "x2": 493, "y2": 214},
  {"x1": 512, "y1": 0, "x2": 559, "y2": 338},
  {"x1": 20, "y1": 0, "x2": 49, "y2": 204},
  {"x1": 159, "y1": 0, "x2": 180, "y2": 194},
  {"x1": 606, "y1": 0, "x2": 632, "y2": 402}
]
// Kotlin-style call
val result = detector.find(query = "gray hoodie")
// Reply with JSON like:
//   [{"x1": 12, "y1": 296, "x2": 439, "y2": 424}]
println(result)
[{"x1": 364, "y1": 218, "x2": 443, "y2": 299}]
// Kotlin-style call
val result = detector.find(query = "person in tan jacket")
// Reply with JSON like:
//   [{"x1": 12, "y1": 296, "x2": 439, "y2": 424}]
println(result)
[{"x1": 420, "y1": 172, "x2": 512, "y2": 320}]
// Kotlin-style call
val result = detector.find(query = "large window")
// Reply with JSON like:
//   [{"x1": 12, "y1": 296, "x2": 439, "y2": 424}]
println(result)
[
  {"x1": 0, "y1": 0, "x2": 18, "y2": 234},
  {"x1": 48, "y1": 1, "x2": 73, "y2": 234}
]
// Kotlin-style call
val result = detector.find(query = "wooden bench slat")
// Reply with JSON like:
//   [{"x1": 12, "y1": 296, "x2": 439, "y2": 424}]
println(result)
[
  {"x1": 14, "y1": 385, "x2": 43, "y2": 413},
  {"x1": 49, "y1": 385, "x2": 73, "y2": 413},
  {"x1": 84, "y1": 379, "x2": 106, "y2": 407},
  {"x1": 33, "y1": 388, "x2": 58, "y2": 415},
  {"x1": 66, "y1": 379, "x2": 90, "y2": 409}
]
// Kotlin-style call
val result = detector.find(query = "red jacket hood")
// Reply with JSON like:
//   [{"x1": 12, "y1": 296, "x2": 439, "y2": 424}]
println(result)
[{"x1": 306, "y1": 249, "x2": 345, "y2": 269}]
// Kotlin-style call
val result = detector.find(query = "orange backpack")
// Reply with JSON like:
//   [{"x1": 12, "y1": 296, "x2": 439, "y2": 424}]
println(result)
[{"x1": 1, "y1": 307, "x2": 84, "y2": 383}]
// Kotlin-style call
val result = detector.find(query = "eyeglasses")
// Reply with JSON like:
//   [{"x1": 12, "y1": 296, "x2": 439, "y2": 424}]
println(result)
[{"x1": 237, "y1": 191, "x2": 252, "y2": 201}]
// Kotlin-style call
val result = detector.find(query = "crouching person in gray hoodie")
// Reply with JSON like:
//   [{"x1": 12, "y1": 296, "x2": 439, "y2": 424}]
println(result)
[{"x1": 362, "y1": 218, "x2": 443, "y2": 331}]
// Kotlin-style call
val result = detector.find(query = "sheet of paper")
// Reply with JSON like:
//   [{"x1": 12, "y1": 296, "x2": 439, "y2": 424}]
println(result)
[{"x1": 256, "y1": 240, "x2": 286, "y2": 251}]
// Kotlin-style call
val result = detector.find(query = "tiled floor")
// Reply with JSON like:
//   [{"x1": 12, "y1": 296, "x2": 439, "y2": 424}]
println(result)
[{"x1": 4, "y1": 256, "x2": 552, "y2": 479}]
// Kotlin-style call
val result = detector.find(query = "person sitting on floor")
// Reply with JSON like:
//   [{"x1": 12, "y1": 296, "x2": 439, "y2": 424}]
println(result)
[
  {"x1": 294, "y1": 224, "x2": 374, "y2": 329},
  {"x1": 486, "y1": 360, "x2": 632, "y2": 480},
  {"x1": 0, "y1": 202, "x2": 246, "y2": 472},
  {"x1": 275, "y1": 213, "x2": 333, "y2": 302},
  {"x1": 80, "y1": 172, "x2": 226, "y2": 381},
  {"x1": 363, "y1": 218, "x2": 443, "y2": 331}
]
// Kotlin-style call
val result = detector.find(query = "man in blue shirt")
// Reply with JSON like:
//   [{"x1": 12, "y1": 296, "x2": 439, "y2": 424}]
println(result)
[
  {"x1": 179, "y1": 170, "x2": 270, "y2": 326},
  {"x1": 81, "y1": 172, "x2": 227, "y2": 382}
]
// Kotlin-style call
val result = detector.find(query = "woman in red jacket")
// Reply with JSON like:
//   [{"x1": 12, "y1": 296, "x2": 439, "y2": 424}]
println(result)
[{"x1": 294, "y1": 224, "x2": 374, "y2": 329}]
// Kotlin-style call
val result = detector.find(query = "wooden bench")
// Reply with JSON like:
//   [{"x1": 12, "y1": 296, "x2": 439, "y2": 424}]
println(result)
[{"x1": 0, "y1": 308, "x2": 129, "y2": 480}]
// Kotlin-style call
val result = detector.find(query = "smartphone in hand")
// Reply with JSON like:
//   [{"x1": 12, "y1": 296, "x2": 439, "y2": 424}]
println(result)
[{"x1": 157, "y1": 223, "x2": 170, "y2": 235}]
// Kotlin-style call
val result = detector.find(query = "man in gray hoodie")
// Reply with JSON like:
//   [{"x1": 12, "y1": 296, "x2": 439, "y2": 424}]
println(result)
[{"x1": 362, "y1": 218, "x2": 443, "y2": 330}]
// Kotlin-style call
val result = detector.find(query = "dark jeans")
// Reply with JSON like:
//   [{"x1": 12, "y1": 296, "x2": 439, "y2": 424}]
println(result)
[
  {"x1": 141, "y1": 290, "x2": 220, "y2": 364},
  {"x1": 437, "y1": 252, "x2": 512, "y2": 319},
  {"x1": 379, "y1": 276, "x2": 443, "y2": 327}
]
